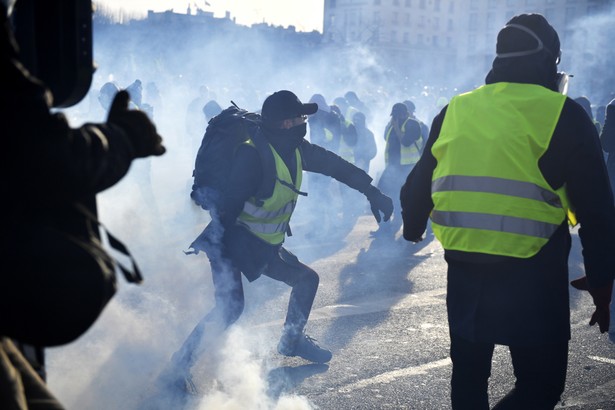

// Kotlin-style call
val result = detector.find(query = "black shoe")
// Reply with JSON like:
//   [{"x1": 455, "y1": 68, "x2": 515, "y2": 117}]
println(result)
[{"x1": 278, "y1": 333, "x2": 332, "y2": 363}]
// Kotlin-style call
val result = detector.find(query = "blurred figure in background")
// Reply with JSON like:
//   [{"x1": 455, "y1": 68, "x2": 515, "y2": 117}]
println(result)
[
  {"x1": 202, "y1": 99, "x2": 222, "y2": 123},
  {"x1": 375, "y1": 102, "x2": 424, "y2": 238},
  {"x1": 345, "y1": 90, "x2": 371, "y2": 121},
  {"x1": 574, "y1": 95, "x2": 601, "y2": 134},
  {"x1": 302, "y1": 94, "x2": 342, "y2": 238},
  {"x1": 404, "y1": 99, "x2": 430, "y2": 144},
  {"x1": 351, "y1": 111, "x2": 377, "y2": 175},
  {"x1": 98, "y1": 81, "x2": 120, "y2": 114},
  {"x1": 185, "y1": 84, "x2": 212, "y2": 149}
]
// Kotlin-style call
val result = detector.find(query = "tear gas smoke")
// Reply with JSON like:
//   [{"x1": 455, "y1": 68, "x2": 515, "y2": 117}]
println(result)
[{"x1": 48, "y1": 5, "x2": 615, "y2": 409}]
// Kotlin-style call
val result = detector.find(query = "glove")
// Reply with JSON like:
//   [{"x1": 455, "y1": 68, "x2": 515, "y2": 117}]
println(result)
[
  {"x1": 107, "y1": 90, "x2": 166, "y2": 158},
  {"x1": 402, "y1": 210, "x2": 424, "y2": 243},
  {"x1": 365, "y1": 186, "x2": 393, "y2": 223},
  {"x1": 570, "y1": 276, "x2": 613, "y2": 333}
]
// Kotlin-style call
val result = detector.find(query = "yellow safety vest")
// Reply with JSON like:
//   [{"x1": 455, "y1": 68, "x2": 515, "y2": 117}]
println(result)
[
  {"x1": 431, "y1": 82, "x2": 576, "y2": 258},
  {"x1": 237, "y1": 143, "x2": 303, "y2": 245},
  {"x1": 339, "y1": 119, "x2": 356, "y2": 164},
  {"x1": 385, "y1": 118, "x2": 423, "y2": 166}
]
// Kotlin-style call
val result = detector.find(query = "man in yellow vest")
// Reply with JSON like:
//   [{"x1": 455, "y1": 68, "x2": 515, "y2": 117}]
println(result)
[
  {"x1": 401, "y1": 13, "x2": 615, "y2": 409},
  {"x1": 374, "y1": 102, "x2": 423, "y2": 237},
  {"x1": 171, "y1": 90, "x2": 393, "y2": 388}
]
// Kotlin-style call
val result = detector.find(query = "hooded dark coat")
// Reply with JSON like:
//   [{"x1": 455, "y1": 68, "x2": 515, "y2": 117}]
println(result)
[
  {"x1": 1, "y1": 12, "x2": 139, "y2": 346},
  {"x1": 400, "y1": 15, "x2": 615, "y2": 346}
]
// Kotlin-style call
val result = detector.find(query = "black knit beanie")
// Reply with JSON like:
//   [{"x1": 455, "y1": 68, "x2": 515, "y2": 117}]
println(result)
[{"x1": 496, "y1": 13, "x2": 561, "y2": 64}]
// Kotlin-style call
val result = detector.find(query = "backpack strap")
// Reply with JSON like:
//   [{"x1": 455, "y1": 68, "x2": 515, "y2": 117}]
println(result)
[
  {"x1": 73, "y1": 202, "x2": 143, "y2": 284},
  {"x1": 250, "y1": 128, "x2": 276, "y2": 203}
]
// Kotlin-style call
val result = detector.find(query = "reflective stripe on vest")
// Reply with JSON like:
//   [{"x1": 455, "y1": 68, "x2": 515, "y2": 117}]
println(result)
[
  {"x1": 385, "y1": 118, "x2": 422, "y2": 166},
  {"x1": 430, "y1": 82, "x2": 572, "y2": 258},
  {"x1": 237, "y1": 145, "x2": 303, "y2": 245}
]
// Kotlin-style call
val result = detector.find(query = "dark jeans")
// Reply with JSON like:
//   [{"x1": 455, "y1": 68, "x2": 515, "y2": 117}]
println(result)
[
  {"x1": 450, "y1": 333, "x2": 568, "y2": 410},
  {"x1": 173, "y1": 247, "x2": 319, "y2": 370}
]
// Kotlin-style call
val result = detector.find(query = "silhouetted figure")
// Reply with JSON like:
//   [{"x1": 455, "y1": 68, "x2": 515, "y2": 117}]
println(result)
[
  {"x1": 375, "y1": 102, "x2": 424, "y2": 238},
  {"x1": 1, "y1": 3, "x2": 165, "y2": 408},
  {"x1": 202, "y1": 99, "x2": 222, "y2": 124}
]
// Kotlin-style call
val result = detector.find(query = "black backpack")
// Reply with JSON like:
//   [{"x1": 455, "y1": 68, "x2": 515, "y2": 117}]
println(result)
[{"x1": 190, "y1": 102, "x2": 274, "y2": 211}]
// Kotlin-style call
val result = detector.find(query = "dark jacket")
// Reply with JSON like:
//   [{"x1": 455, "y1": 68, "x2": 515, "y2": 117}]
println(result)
[
  {"x1": 600, "y1": 101, "x2": 615, "y2": 187},
  {"x1": 206, "y1": 129, "x2": 374, "y2": 281},
  {"x1": 384, "y1": 116, "x2": 422, "y2": 167},
  {"x1": 2, "y1": 15, "x2": 139, "y2": 346},
  {"x1": 400, "y1": 58, "x2": 615, "y2": 346},
  {"x1": 308, "y1": 109, "x2": 340, "y2": 153}
]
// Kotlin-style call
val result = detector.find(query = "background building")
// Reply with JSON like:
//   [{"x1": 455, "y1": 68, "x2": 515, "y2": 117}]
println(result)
[{"x1": 323, "y1": 0, "x2": 614, "y2": 99}]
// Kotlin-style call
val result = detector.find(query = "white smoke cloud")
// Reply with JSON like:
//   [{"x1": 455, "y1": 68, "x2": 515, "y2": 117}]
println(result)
[{"x1": 48, "y1": 5, "x2": 615, "y2": 409}]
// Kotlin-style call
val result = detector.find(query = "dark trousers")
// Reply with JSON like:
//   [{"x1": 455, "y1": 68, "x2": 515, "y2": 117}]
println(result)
[
  {"x1": 450, "y1": 333, "x2": 568, "y2": 410},
  {"x1": 173, "y1": 247, "x2": 319, "y2": 370}
]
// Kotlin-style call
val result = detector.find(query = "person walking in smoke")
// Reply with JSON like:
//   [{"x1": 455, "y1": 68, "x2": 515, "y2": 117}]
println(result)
[
  {"x1": 170, "y1": 90, "x2": 393, "y2": 389},
  {"x1": 351, "y1": 111, "x2": 377, "y2": 175},
  {"x1": 302, "y1": 93, "x2": 344, "y2": 238},
  {"x1": 374, "y1": 102, "x2": 424, "y2": 238},
  {"x1": 401, "y1": 13, "x2": 615, "y2": 409}
]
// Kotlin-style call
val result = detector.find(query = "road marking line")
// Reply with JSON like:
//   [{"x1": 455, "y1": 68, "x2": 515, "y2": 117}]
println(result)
[
  {"x1": 254, "y1": 288, "x2": 446, "y2": 328},
  {"x1": 588, "y1": 355, "x2": 615, "y2": 365},
  {"x1": 337, "y1": 358, "x2": 451, "y2": 393}
]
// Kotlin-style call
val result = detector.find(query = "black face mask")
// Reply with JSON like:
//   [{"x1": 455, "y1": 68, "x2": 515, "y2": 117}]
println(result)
[{"x1": 265, "y1": 123, "x2": 306, "y2": 154}]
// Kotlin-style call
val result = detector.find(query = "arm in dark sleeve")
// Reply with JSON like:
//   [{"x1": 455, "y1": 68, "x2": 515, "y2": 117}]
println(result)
[
  {"x1": 219, "y1": 144, "x2": 262, "y2": 226},
  {"x1": 6, "y1": 54, "x2": 136, "y2": 207},
  {"x1": 400, "y1": 118, "x2": 422, "y2": 147},
  {"x1": 342, "y1": 123, "x2": 358, "y2": 146},
  {"x1": 541, "y1": 99, "x2": 615, "y2": 287},
  {"x1": 299, "y1": 139, "x2": 373, "y2": 193},
  {"x1": 600, "y1": 102, "x2": 615, "y2": 153},
  {"x1": 401, "y1": 109, "x2": 445, "y2": 241}
]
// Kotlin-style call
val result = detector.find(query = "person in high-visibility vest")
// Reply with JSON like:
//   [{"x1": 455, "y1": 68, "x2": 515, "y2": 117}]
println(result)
[
  {"x1": 304, "y1": 93, "x2": 343, "y2": 238},
  {"x1": 374, "y1": 102, "x2": 424, "y2": 237},
  {"x1": 172, "y1": 90, "x2": 393, "y2": 386},
  {"x1": 401, "y1": 13, "x2": 615, "y2": 410}
]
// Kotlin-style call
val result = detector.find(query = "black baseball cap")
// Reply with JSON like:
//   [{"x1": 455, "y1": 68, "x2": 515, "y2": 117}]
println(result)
[
  {"x1": 391, "y1": 102, "x2": 409, "y2": 116},
  {"x1": 261, "y1": 90, "x2": 318, "y2": 123}
]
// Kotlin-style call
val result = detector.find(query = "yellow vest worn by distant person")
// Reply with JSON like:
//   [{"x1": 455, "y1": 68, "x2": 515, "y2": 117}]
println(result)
[
  {"x1": 430, "y1": 82, "x2": 576, "y2": 258},
  {"x1": 385, "y1": 118, "x2": 423, "y2": 166}
]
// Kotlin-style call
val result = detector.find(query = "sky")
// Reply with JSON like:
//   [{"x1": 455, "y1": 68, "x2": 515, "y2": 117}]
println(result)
[{"x1": 96, "y1": 0, "x2": 325, "y2": 33}]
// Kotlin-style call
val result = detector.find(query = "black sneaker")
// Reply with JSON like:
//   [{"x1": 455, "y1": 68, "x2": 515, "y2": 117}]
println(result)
[{"x1": 278, "y1": 333, "x2": 332, "y2": 363}]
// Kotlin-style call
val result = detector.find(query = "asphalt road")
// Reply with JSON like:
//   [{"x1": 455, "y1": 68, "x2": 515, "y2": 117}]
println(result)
[
  {"x1": 243, "y1": 213, "x2": 615, "y2": 410},
  {"x1": 48, "y1": 207, "x2": 615, "y2": 410}
]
